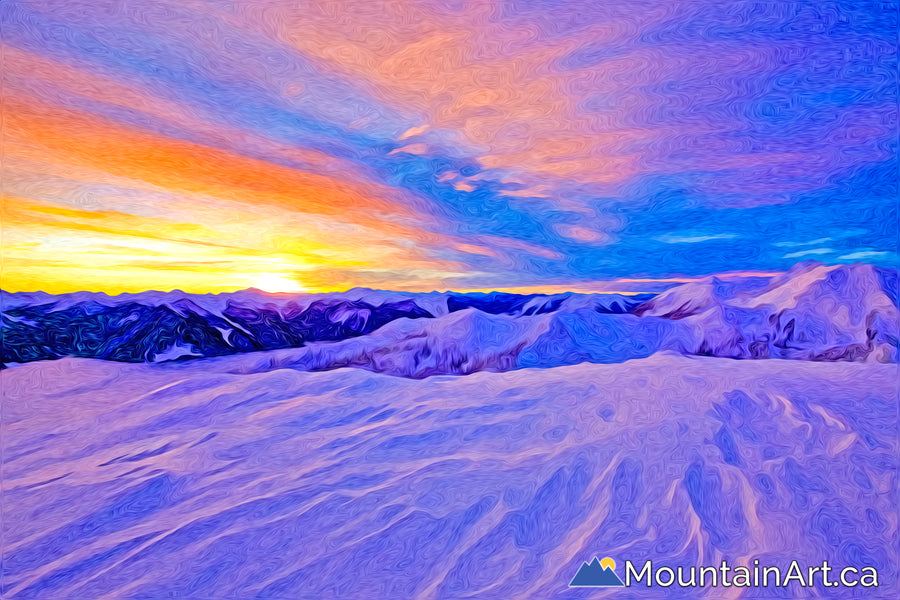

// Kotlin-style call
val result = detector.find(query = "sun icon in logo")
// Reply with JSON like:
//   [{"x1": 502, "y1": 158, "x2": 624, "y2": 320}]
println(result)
[{"x1": 570, "y1": 555, "x2": 626, "y2": 587}]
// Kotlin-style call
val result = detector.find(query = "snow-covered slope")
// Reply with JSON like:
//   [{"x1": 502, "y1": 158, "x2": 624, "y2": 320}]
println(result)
[
  {"x1": 635, "y1": 263, "x2": 899, "y2": 362},
  {"x1": 3, "y1": 264, "x2": 896, "y2": 372},
  {"x1": 0, "y1": 289, "x2": 649, "y2": 366},
  {"x1": 3, "y1": 355, "x2": 896, "y2": 599}
]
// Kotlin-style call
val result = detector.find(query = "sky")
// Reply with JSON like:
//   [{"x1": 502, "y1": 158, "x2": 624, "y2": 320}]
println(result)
[{"x1": 1, "y1": 0, "x2": 897, "y2": 294}]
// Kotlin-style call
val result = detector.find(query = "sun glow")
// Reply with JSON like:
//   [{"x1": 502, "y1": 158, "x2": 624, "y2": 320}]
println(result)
[{"x1": 252, "y1": 273, "x2": 307, "y2": 294}]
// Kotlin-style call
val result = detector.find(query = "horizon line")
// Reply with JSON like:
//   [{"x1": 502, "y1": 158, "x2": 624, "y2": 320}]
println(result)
[
  {"x1": 0, "y1": 269, "x2": 791, "y2": 297},
  {"x1": 3, "y1": 261, "x2": 888, "y2": 298}
]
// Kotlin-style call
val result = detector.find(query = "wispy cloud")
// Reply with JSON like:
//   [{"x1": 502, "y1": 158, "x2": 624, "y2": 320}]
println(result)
[
  {"x1": 839, "y1": 250, "x2": 894, "y2": 261},
  {"x1": 783, "y1": 248, "x2": 834, "y2": 259},
  {"x1": 656, "y1": 234, "x2": 738, "y2": 244},
  {"x1": 773, "y1": 238, "x2": 833, "y2": 248},
  {"x1": 1, "y1": 0, "x2": 896, "y2": 292}
]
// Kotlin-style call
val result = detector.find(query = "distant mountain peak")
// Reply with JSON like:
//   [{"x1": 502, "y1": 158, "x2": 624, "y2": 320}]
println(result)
[{"x1": 3, "y1": 265, "x2": 896, "y2": 373}]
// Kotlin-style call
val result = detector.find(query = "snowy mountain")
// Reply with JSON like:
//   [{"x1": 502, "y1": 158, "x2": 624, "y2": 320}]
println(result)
[
  {"x1": 635, "y1": 263, "x2": 899, "y2": 362},
  {"x1": 224, "y1": 306, "x2": 680, "y2": 378},
  {"x1": 0, "y1": 295, "x2": 433, "y2": 364},
  {"x1": 2, "y1": 263, "x2": 896, "y2": 373},
  {"x1": 0, "y1": 288, "x2": 648, "y2": 366}
]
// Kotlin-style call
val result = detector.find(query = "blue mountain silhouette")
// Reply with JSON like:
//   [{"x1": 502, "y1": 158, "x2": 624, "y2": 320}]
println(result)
[{"x1": 569, "y1": 557, "x2": 625, "y2": 587}]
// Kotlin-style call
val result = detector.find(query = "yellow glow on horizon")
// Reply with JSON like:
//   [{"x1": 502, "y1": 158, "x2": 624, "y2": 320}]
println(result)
[
  {"x1": 251, "y1": 273, "x2": 307, "y2": 294},
  {"x1": 600, "y1": 557, "x2": 616, "y2": 571}
]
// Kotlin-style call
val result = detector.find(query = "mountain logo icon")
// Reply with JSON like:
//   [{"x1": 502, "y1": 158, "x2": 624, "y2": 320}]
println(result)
[{"x1": 569, "y1": 556, "x2": 626, "y2": 587}]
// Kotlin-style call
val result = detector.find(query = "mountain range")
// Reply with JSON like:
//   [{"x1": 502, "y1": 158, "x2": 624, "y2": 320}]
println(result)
[{"x1": 2, "y1": 263, "x2": 897, "y2": 375}]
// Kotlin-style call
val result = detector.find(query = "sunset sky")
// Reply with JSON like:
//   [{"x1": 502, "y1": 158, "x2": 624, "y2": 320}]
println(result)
[{"x1": 1, "y1": 0, "x2": 897, "y2": 294}]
